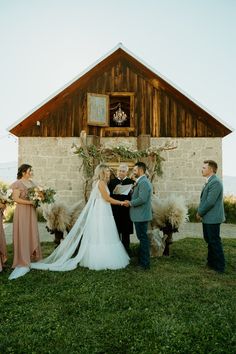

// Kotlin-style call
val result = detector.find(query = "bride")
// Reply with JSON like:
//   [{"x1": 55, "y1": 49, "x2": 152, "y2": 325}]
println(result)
[{"x1": 9, "y1": 164, "x2": 130, "y2": 279}]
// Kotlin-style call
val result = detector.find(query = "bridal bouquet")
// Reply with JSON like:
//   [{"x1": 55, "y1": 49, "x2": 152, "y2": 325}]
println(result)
[
  {"x1": 0, "y1": 187, "x2": 13, "y2": 207},
  {"x1": 27, "y1": 186, "x2": 56, "y2": 208}
]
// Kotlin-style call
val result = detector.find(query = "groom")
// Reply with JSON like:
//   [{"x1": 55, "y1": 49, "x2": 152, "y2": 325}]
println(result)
[{"x1": 124, "y1": 162, "x2": 152, "y2": 270}]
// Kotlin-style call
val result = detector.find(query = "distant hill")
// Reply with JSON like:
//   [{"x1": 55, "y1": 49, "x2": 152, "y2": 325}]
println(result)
[{"x1": 0, "y1": 161, "x2": 236, "y2": 195}]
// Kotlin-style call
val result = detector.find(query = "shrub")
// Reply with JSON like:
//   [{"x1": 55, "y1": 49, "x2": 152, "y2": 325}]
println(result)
[
  {"x1": 3, "y1": 203, "x2": 46, "y2": 223},
  {"x1": 188, "y1": 195, "x2": 236, "y2": 224},
  {"x1": 187, "y1": 204, "x2": 198, "y2": 222},
  {"x1": 224, "y1": 195, "x2": 236, "y2": 224},
  {"x1": 3, "y1": 205, "x2": 15, "y2": 222},
  {"x1": 0, "y1": 180, "x2": 9, "y2": 190}
]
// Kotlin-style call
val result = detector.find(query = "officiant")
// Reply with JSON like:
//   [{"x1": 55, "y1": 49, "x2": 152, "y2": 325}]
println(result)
[{"x1": 108, "y1": 164, "x2": 134, "y2": 255}]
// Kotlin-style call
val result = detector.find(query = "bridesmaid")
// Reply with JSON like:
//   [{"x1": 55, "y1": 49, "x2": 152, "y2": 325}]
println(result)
[
  {"x1": 9, "y1": 164, "x2": 42, "y2": 279},
  {"x1": 0, "y1": 202, "x2": 7, "y2": 272}
]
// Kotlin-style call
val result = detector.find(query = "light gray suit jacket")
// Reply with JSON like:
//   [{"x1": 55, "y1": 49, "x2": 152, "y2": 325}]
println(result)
[
  {"x1": 197, "y1": 174, "x2": 225, "y2": 224},
  {"x1": 129, "y1": 175, "x2": 152, "y2": 222}
]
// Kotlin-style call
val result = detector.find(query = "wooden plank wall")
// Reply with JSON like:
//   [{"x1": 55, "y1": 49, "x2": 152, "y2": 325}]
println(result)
[{"x1": 21, "y1": 59, "x2": 222, "y2": 138}]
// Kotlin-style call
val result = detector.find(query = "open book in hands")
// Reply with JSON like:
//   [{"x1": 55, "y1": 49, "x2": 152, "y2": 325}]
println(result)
[{"x1": 113, "y1": 184, "x2": 133, "y2": 196}]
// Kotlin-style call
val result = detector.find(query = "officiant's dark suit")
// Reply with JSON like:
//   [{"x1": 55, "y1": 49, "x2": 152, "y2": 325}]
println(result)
[{"x1": 108, "y1": 165, "x2": 134, "y2": 254}]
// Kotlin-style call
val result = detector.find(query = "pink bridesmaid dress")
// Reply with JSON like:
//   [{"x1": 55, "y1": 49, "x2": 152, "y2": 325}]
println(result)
[
  {"x1": 10, "y1": 180, "x2": 42, "y2": 269},
  {"x1": 0, "y1": 209, "x2": 7, "y2": 272}
]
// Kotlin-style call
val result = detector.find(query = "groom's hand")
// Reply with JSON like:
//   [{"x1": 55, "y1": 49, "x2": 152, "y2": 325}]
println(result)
[
  {"x1": 123, "y1": 200, "x2": 130, "y2": 207},
  {"x1": 196, "y1": 212, "x2": 201, "y2": 221}
]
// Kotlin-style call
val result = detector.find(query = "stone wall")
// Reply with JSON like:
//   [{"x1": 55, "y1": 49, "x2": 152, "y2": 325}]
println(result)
[
  {"x1": 150, "y1": 137, "x2": 222, "y2": 206},
  {"x1": 18, "y1": 137, "x2": 83, "y2": 205},
  {"x1": 18, "y1": 136, "x2": 222, "y2": 207}
]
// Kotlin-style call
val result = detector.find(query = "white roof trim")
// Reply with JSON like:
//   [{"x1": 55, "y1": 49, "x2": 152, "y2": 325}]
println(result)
[{"x1": 8, "y1": 42, "x2": 233, "y2": 132}]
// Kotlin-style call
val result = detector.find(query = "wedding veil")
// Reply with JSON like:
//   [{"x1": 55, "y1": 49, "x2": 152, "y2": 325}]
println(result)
[{"x1": 9, "y1": 182, "x2": 99, "y2": 279}]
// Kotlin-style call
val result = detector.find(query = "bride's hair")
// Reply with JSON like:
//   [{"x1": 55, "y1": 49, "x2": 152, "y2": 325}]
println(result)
[{"x1": 93, "y1": 163, "x2": 110, "y2": 184}]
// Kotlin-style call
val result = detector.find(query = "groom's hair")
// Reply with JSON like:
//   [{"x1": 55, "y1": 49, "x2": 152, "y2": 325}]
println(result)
[
  {"x1": 135, "y1": 162, "x2": 147, "y2": 173},
  {"x1": 204, "y1": 160, "x2": 218, "y2": 173}
]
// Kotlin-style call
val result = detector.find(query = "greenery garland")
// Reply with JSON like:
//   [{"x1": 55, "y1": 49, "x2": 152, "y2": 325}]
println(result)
[{"x1": 72, "y1": 142, "x2": 173, "y2": 181}]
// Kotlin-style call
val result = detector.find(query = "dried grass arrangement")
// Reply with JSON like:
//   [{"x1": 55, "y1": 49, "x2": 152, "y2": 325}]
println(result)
[
  {"x1": 150, "y1": 194, "x2": 189, "y2": 256},
  {"x1": 41, "y1": 200, "x2": 84, "y2": 246},
  {"x1": 42, "y1": 194, "x2": 188, "y2": 256}
]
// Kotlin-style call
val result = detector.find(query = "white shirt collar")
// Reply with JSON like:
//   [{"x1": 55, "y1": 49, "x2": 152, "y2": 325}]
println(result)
[
  {"x1": 118, "y1": 176, "x2": 127, "y2": 181},
  {"x1": 206, "y1": 174, "x2": 214, "y2": 183}
]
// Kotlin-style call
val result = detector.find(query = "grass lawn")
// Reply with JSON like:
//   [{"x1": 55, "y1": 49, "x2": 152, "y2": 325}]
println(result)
[{"x1": 0, "y1": 238, "x2": 235, "y2": 354}]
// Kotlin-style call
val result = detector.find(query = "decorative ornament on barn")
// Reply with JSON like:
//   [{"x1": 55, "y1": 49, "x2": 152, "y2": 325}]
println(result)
[{"x1": 113, "y1": 103, "x2": 127, "y2": 126}]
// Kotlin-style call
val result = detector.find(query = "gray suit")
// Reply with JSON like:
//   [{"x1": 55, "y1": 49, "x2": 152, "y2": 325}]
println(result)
[
  {"x1": 198, "y1": 174, "x2": 225, "y2": 224},
  {"x1": 130, "y1": 175, "x2": 152, "y2": 269},
  {"x1": 130, "y1": 175, "x2": 152, "y2": 222},
  {"x1": 197, "y1": 174, "x2": 225, "y2": 272}
]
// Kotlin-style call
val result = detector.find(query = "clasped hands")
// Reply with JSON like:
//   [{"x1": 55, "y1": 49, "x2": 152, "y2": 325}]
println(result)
[{"x1": 120, "y1": 200, "x2": 130, "y2": 207}]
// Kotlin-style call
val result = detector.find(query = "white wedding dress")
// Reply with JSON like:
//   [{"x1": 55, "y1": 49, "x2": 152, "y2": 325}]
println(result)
[{"x1": 9, "y1": 181, "x2": 130, "y2": 279}]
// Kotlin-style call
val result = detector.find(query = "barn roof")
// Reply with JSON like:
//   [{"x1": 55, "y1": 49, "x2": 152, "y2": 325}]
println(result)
[{"x1": 8, "y1": 43, "x2": 233, "y2": 136}]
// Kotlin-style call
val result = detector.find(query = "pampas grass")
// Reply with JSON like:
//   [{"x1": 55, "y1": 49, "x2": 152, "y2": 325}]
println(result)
[
  {"x1": 41, "y1": 194, "x2": 189, "y2": 254},
  {"x1": 41, "y1": 200, "x2": 85, "y2": 245},
  {"x1": 151, "y1": 194, "x2": 189, "y2": 231},
  {"x1": 150, "y1": 194, "x2": 189, "y2": 256}
]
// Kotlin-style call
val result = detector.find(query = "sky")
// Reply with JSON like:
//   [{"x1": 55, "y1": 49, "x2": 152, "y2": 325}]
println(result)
[{"x1": 0, "y1": 0, "x2": 235, "y2": 176}]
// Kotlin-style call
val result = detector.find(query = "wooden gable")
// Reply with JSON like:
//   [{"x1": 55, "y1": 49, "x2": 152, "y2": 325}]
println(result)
[{"x1": 9, "y1": 45, "x2": 232, "y2": 138}]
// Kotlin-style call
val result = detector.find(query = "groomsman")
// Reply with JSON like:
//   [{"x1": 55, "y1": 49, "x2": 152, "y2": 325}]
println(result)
[
  {"x1": 196, "y1": 160, "x2": 225, "y2": 273},
  {"x1": 124, "y1": 162, "x2": 152, "y2": 270},
  {"x1": 108, "y1": 164, "x2": 134, "y2": 255}
]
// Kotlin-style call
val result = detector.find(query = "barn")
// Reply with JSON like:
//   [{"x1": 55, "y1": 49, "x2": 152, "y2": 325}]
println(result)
[{"x1": 8, "y1": 43, "x2": 232, "y2": 205}]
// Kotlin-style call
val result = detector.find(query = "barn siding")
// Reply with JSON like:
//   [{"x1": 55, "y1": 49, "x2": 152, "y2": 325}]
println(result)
[{"x1": 18, "y1": 59, "x2": 227, "y2": 139}]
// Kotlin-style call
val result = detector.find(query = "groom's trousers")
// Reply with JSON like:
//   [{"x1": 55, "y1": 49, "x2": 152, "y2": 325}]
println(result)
[{"x1": 134, "y1": 221, "x2": 150, "y2": 269}]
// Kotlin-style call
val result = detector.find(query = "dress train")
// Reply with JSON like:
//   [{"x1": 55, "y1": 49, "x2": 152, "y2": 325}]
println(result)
[{"x1": 9, "y1": 181, "x2": 129, "y2": 279}]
